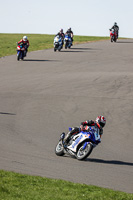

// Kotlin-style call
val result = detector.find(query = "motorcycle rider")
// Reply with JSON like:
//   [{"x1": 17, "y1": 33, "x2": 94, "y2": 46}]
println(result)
[
  {"x1": 18, "y1": 36, "x2": 29, "y2": 56},
  {"x1": 55, "y1": 28, "x2": 65, "y2": 38},
  {"x1": 63, "y1": 116, "x2": 106, "y2": 144},
  {"x1": 55, "y1": 29, "x2": 65, "y2": 47},
  {"x1": 65, "y1": 27, "x2": 74, "y2": 43},
  {"x1": 110, "y1": 22, "x2": 119, "y2": 39}
]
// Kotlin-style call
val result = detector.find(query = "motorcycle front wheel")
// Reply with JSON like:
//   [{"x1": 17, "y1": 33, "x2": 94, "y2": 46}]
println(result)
[
  {"x1": 76, "y1": 142, "x2": 93, "y2": 160},
  {"x1": 65, "y1": 43, "x2": 67, "y2": 49},
  {"x1": 55, "y1": 141, "x2": 65, "y2": 156},
  {"x1": 17, "y1": 52, "x2": 20, "y2": 61}
]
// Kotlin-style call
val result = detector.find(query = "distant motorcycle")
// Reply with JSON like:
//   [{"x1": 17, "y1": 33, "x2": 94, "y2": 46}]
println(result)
[
  {"x1": 109, "y1": 29, "x2": 117, "y2": 42},
  {"x1": 64, "y1": 34, "x2": 72, "y2": 49},
  {"x1": 55, "y1": 126, "x2": 101, "y2": 160},
  {"x1": 16, "y1": 43, "x2": 27, "y2": 60},
  {"x1": 54, "y1": 35, "x2": 63, "y2": 51}
]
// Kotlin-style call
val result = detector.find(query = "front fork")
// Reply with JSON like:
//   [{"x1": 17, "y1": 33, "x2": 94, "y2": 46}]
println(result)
[
  {"x1": 82, "y1": 142, "x2": 96, "y2": 150},
  {"x1": 17, "y1": 50, "x2": 24, "y2": 59}
]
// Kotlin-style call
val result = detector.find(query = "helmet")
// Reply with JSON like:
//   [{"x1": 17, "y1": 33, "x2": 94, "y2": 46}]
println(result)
[
  {"x1": 60, "y1": 29, "x2": 63, "y2": 33},
  {"x1": 96, "y1": 116, "x2": 106, "y2": 128},
  {"x1": 114, "y1": 22, "x2": 117, "y2": 26},
  {"x1": 23, "y1": 36, "x2": 27, "y2": 41},
  {"x1": 68, "y1": 27, "x2": 71, "y2": 31}
]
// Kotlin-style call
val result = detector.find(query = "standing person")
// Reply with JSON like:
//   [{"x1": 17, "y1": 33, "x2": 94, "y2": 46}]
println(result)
[{"x1": 110, "y1": 22, "x2": 119, "y2": 39}]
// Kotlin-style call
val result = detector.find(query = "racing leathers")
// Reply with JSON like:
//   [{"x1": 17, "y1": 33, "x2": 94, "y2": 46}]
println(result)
[
  {"x1": 64, "y1": 120, "x2": 103, "y2": 144},
  {"x1": 111, "y1": 25, "x2": 119, "y2": 39},
  {"x1": 55, "y1": 32, "x2": 65, "y2": 46},
  {"x1": 18, "y1": 39, "x2": 29, "y2": 55},
  {"x1": 65, "y1": 30, "x2": 73, "y2": 42}
]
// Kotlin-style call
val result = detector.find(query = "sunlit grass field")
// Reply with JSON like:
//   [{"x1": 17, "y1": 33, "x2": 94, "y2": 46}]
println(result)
[
  {"x1": 0, "y1": 170, "x2": 133, "y2": 200},
  {"x1": 0, "y1": 33, "x2": 109, "y2": 57}
]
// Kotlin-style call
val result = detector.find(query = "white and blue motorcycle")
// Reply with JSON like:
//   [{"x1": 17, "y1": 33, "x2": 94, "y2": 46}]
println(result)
[
  {"x1": 64, "y1": 34, "x2": 72, "y2": 49},
  {"x1": 54, "y1": 35, "x2": 63, "y2": 51},
  {"x1": 55, "y1": 126, "x2": 101, "y2": 160}
]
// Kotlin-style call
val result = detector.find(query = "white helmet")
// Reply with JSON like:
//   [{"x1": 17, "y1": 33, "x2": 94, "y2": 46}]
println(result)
[
  {"x1": 68, "y1": 27, "x2": 71, "y2": 31},
  {"x1": 96, "y1": 116, "x2": 106, "y2": 128},
  {"x1": 23, "y1": 36, "x2": 27, "y2": 41},
  {"x1": 60, "y1": 29, "x2": 63, "y2": 33}
]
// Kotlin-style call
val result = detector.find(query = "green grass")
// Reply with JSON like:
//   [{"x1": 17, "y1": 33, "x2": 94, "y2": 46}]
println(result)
[
  {"x1": 0, "y1": 33, "x2": 109, "y2": 57},
  {"x1": 0, "y1": 170, "x2": 133, "y2": 200}
]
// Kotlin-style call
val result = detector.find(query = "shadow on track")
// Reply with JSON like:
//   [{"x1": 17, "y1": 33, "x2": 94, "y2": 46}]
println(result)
[
  {"x1": 0, "y1": 112, "x2": 16, "y2": 115},
  {"x1": 86, "y1": 158, "x2": 133, "y2": 166},
  {"x1": 60, "y1": 50, "x2": 85, "y2": 53},
  {"x1": 23, "y1": 59, "x2": 60, "y2": 62},
  {"x1": 71, "y1": 48, "x2": 95, "y2": 50},
  {"x1": 117, "y1": 41, "x2": 133, "y2": 43},
  {"x1": 60, "y1": 48, "x2": 99, "y2": 52}
]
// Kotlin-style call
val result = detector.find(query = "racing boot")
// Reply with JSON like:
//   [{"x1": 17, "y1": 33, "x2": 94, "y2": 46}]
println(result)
[
  {"x1": 63, "y1": 127, "x2": 79, "y2": 146},
  {"x1": 64, "y1": 131, "x2": 71, "y2": 144}
]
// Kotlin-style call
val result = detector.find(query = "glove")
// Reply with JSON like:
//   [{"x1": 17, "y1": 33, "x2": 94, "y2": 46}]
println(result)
[{"x1": 80, "y1": 125, "x2": 84, "y2": 131}]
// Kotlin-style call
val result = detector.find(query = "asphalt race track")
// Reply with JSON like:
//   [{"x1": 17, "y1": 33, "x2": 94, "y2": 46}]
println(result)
[{"x1": 0, "y1": 39, "x2": 133, "y2": 193}]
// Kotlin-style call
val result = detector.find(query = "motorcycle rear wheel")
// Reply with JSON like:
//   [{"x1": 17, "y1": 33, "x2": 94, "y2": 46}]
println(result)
[
  {"x1": 55, "y1": 141, "x2": 65, "y2": 156},
  {"x1": 76, "y1": 142, "x2": 93, "y2": 160},
  {"x1": 17, "y1": 53, "x2": 20, "y2": 61},
  {"x1": 65, "y1": 44, "x2": 67, "y2": 49}
]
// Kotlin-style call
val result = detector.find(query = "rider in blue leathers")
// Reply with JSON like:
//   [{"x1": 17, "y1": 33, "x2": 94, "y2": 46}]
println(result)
[{"x1": 65, "y1": 27, "x2": 74, "y2": 43}]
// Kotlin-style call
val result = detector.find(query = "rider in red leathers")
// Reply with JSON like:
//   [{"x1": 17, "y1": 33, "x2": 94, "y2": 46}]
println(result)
[{"x1": 18, "y1": 36, "x2": 29, "y2": 55}]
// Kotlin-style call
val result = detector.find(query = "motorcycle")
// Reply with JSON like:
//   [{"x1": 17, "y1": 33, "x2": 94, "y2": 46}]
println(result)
[
  {"x1": 64, "y1": 34, "x2": 72, "y2": 49},
  {"x1": 55, "y1": 126, "x2": 101, "y2": 160},
  {"x1": 54, "y1": 35, "x2": 63, "y2": 51},
  {"x1": 16, "y1": 43, "x2": 27, "y2": 61},
  {"x1": 109, "y1": 29, "x2": 117, "y2": 42}
]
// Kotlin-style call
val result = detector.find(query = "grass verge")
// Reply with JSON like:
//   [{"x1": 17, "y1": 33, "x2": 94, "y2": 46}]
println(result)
[
  {"x1": 0, "y1": 33, "x2": 109, "y2": 57},
  {"x1": 0, "y1": 170, "x2": 133, "y2": 200}
]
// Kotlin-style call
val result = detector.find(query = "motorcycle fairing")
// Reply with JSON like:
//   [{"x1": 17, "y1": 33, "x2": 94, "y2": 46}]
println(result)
[{"x1": 67, "y1": 126, "x2": 101, "y2": 153}]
